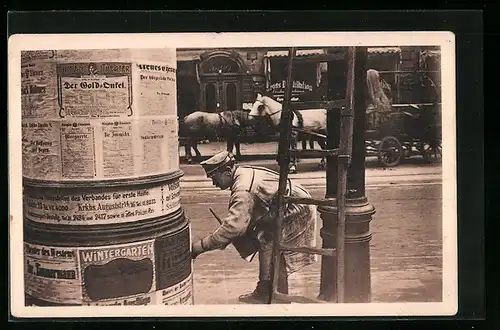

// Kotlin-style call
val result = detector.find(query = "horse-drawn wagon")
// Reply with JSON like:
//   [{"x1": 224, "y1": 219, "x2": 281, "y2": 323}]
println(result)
[{"x1": 365, "y1": 102, "x2": 442, "y2": 167}]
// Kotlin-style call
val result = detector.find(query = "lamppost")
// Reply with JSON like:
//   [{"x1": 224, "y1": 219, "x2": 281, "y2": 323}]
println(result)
[{"x1": 318, "y1": 46, "x2": 376, "y2": 303}]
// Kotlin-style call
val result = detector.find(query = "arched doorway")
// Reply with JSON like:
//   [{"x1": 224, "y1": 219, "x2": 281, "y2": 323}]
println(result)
[{"x1": 199, "y1": 50, "x2": 246, "y2": 112}]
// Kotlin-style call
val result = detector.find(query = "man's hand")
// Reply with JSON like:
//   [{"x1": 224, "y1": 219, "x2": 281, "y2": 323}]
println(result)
[{"x1": 191, "y1": 240, "x2": 204, "y2": 260}]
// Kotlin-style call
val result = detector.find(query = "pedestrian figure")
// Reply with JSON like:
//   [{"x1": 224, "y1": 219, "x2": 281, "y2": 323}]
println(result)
[{"x1": 191, "y1": 150, "x2": 317, "y2": 304}]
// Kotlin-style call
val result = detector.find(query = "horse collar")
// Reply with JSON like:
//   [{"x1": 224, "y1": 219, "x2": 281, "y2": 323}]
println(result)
[
  {"x1": 268, "y1": 109, "x2": 283, "y2": 117},
  {"x1": 218, "y1": 112, "x2": 227, "y2": 125}
]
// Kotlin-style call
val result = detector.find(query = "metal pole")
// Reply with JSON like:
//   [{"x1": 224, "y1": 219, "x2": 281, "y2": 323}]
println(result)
[
  {"x1": 268, "y1": 47, "x2": 296, "y2": 304},
  {"x1": 318, "y1": 47, "x2": 375, "y2": 303},
  {"x1": 336, "y1": 46, "x2": 356, "y2": 303},
  {"x1": 344, "y1": 46, "x2": 374, "y2": 302}
]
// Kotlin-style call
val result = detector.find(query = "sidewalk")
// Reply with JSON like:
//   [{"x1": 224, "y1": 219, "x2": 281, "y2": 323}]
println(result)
[
  {"x1": 179, "y1": 140, "x2": 279, "y2": 162},
  {"x1": 185, "y1": 181, "x2": 443, "y2": 305},
  {"x1": 179, "y1": 157, "x2": 442, "y2": 191},
  {"x1": 180, "y1": 140, "x2": 444, "y2": 305}
]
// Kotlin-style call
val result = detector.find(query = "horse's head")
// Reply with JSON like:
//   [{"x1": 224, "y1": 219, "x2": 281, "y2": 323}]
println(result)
[
  {"x1": 248, "y1": 93, "x2": 282, "y2": 118},
  {"x1": 248, "y1": 93, "x2": 267, "y2": 117}
]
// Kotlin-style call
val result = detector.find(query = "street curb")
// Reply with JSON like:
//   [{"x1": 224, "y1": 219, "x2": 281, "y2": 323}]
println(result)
[{"x1": 180, "y1": 171, "x2": 443, "y2": 183}]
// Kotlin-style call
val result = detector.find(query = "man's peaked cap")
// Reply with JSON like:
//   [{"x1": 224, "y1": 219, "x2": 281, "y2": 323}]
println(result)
[{"x1": 200, "y1": 150, "x2": 235, "y2": 177}]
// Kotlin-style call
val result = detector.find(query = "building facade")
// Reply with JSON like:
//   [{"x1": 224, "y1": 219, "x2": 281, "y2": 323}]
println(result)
[{"x1": 176, "y1": 46, "x2": 441, "y2": 119}]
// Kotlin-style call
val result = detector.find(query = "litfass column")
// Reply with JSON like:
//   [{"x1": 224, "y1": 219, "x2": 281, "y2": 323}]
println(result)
[{"x1": 318, "y1": 46, "x2": 375, "y2": 303}]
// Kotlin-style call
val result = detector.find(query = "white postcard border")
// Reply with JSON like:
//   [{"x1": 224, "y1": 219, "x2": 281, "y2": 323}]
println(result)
[{"x1": 9, "y1": 31, "x2": 457, "y2": 318}]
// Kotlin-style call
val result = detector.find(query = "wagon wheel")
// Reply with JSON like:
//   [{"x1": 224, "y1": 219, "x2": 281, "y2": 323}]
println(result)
[
  {"x1": 421, "y1": 140, "x2": 442, "y2": 163},
  {"x1": 378, "y1": 136, "x2": 404, "y2": 167}
]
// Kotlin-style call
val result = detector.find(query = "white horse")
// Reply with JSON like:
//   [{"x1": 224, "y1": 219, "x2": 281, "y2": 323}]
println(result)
[
  {"x1": 249, "y1": 69, "x2": 392, "y2": 173},
  {"x1": 248, "y1": 93, "x2": 328, "y2": 172}
]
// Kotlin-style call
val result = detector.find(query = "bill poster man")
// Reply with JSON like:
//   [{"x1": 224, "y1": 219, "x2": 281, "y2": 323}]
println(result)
[{"x1": 190, "y1": 151, "x2": 317, "y2": 303}]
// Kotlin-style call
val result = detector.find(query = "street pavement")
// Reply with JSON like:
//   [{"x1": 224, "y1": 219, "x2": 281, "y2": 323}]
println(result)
[{"x1": 178, "y1": 141, "x2": 443, "y2": 305}]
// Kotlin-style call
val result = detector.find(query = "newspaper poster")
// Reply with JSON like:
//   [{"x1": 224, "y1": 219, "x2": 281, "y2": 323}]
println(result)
[
  {"x1": 24, "y1": 227, "x2": 193, "y2": 307},
  {"x1": 21, "y1": 58, "x2": 59, "y2": 119},
  {"x1": 57, "y1": 62, "x2": 133, "y2": 118},
  {"x1": 22, "y1": 116, "x2": 179, "y2": 181},
  {"x1": 24, "y1": 243, "x2": 82, "y2": 305},
  {"x1": 136, "y1": 61, "x2": 177, "y2": 117},
  {"x1": 21, "y1": 119, "x2": 62, "y2": 180}
]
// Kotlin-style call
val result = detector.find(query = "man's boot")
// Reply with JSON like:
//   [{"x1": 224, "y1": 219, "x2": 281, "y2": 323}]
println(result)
[
  {"x1": 238, "y1": 250, "x2": 289, "y2": 304},
  {"x1": 278, "y1": 254, "x2": 289, "y2": 295}
]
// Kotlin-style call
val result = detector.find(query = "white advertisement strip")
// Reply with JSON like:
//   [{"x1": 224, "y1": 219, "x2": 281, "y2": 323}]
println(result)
[{"x1": 24, "y1": 178, "x2": 181, "y2": 225}]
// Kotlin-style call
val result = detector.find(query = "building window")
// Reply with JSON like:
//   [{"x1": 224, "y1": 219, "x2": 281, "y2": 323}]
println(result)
[
  {"x1": 205, "y1": 83, "x2": 217, "y2": 112},
  {"x1": 226, "y1": 83, "x2": 237, "y2": 110}
]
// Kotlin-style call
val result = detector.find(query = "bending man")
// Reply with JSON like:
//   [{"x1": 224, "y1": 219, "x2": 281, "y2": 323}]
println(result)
[{"x1": 191, "y1": 150, "x2": 317, "y2": 303}]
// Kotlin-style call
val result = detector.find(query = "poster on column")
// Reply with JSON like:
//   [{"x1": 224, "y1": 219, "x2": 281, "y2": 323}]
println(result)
[
  {"x1": 21, "y1": 55, "x2": 59, "y2": 119},
  {"x1": 24, "y1": 243, "x2": 82, "y2": 305},
  {"x1": 56, "y1": 62, "x2": 133, "y2": 118},
  {"x1": 23, "y1": 227, "x2": 193, "y2": 307},
  {"x1": 136, "y1": 61, "x2": 177, "y2": 116},
  {"x1": 79, "y1": 240, "x2": 157, "y2": 305},
  {"x1": 21, "y1": 119, "x2": 62, "y2": 180}
]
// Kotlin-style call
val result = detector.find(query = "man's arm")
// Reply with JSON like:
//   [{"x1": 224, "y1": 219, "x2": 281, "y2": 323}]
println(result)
[{"x1": 199, "y1": 190, "x2": 254, "y2": 251}]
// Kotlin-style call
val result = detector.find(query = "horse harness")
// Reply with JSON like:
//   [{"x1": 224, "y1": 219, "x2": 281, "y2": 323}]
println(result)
[
  {"x1": 218, "y1": 111, "x2": 246, "y2": 135},
  {"x1": 252, "y1": 100, "x2": 304, "y2": 130}
]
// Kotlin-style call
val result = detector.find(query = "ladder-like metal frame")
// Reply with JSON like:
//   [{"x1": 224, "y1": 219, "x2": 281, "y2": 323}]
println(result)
[{"x1": 267, "y1": 46, "x2": 357, "y2": 304}]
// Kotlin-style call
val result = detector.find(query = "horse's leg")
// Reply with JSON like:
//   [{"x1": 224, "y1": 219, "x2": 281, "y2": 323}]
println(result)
[
  {"x1": 226, "y1": 138, "x2": 234, "y2": 154},
  {"x1": 185, "y1": 139, "x2": 193, "y2": 164},
  {"x1": 192, "y1": 139, "x2": 201, "y2": 157},
  {"x1": 318, "y1": 139, "x2": 327, "y2": 168},
  {"x1": 289, "y1": 131, "x2": 298, "y2": 174},
  {"x1": 227, "y1": 138, "x2": 241, "y2": 160},
  {"x1": 235, "y1": 138, "x2": 242, "y2": 160}
]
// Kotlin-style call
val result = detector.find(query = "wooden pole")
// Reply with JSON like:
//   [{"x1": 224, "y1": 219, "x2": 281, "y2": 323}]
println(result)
[
  {"x1": 317, "y1": 50, "x2": 343, "y2": 301},
  {"x1": 268, "y1": 47, "x2": 296, "y2": 304}
]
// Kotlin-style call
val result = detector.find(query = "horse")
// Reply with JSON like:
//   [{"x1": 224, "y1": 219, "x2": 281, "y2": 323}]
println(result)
[
  {"x1": 179, "y1": 110, "x2": 255, "y2": 163},
  {"x1": 249, "y1": 69, "x2": 392, "y2": 173},
  {"x1": 248, "y1": 93, "x2": 328, "y2": 173}
]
